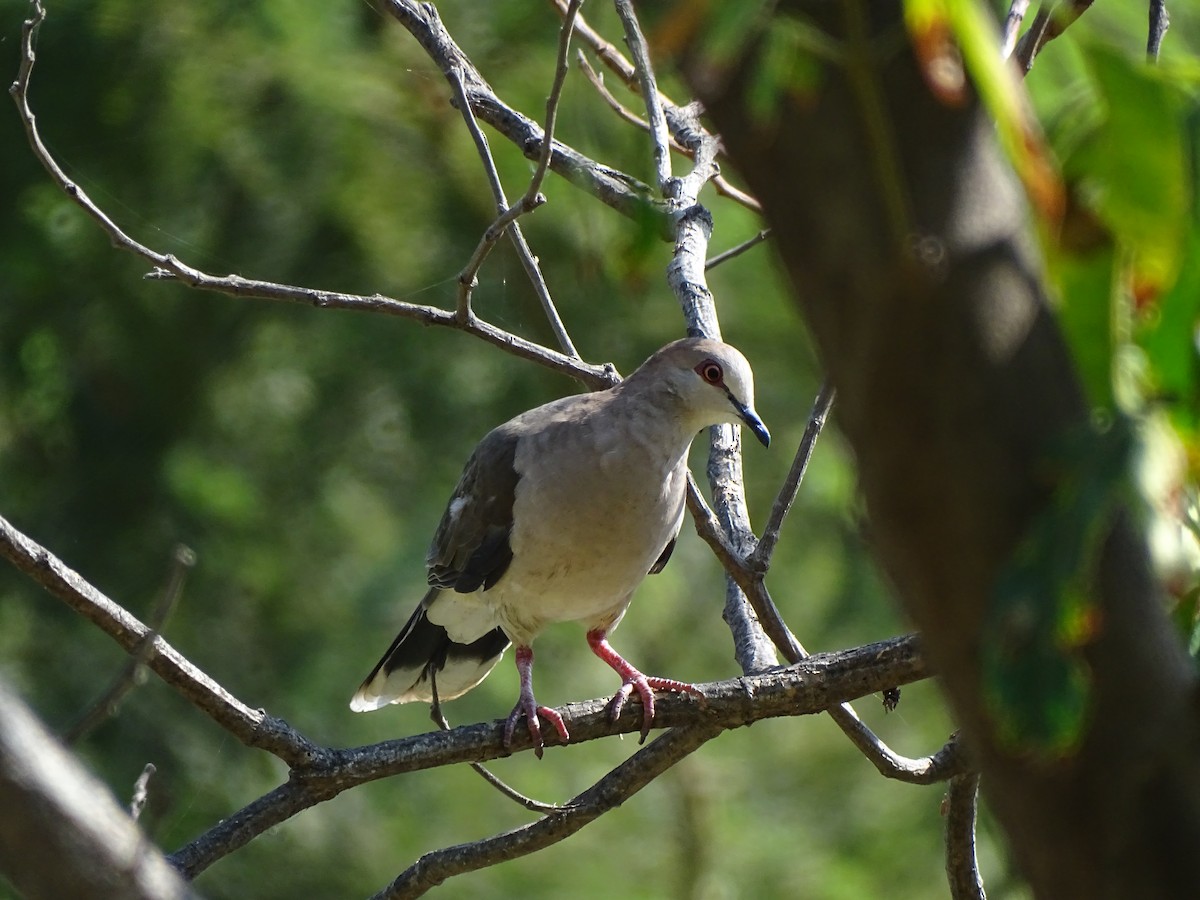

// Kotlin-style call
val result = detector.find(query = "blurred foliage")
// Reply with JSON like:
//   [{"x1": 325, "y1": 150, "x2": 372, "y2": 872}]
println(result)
[{"x1": 0, "y1": 0, "x2": 1195, "y2": 898}]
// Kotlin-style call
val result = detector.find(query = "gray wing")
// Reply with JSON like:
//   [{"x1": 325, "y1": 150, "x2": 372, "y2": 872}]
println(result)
[{"x1": 426, "y1": 423, "x2": 521, "y2": 594}]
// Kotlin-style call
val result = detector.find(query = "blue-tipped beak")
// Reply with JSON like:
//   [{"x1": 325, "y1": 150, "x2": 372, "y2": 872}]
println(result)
[{"x1": 731, "y1": 397, "x2": 771, "y2": 448}]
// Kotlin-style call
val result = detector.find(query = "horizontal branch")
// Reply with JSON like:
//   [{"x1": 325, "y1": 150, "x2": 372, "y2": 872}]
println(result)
[{"x1": 170, "y1": 632, "x2": 928, "y2": 878}]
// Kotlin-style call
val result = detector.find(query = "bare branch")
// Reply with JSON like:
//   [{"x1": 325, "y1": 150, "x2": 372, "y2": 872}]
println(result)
[
  {"x1": 614, "y1": 0, "x2": 673, "y2": 190},
  {"x1": 706, "y1": 230, "x2": 771, "y2": 270},
  {"x1": 430, "y1": 678, "x2": 572, "y2": 815},
  {"x1": 528, "y1": 0, "x2": 584, "y2": 203},
  {"x1": 749, "y1": 381, "x2": 836, "y2": 570},
  {"x1": 566, "y1": 6, "x2": 762, "y2": 212},
  {"x1": 945, "y1": 772, "x2": 987, "y2": 900},
  {"x1": 685, "y1": 489, "x2": 967, "y2": 785},
  {"x1": 1013, "y1": 1, "x2": 1096, "y2": 76},
  {"x1": 169, "y1": 634, "x2": 928, "y2": 879},
  {"x1": 1148, "y1": 0, "x2": 1170, "y2": 62},
  {"x1": 446, "y1": 3, "x2": 582, "y2": 359},
  {"x1": 64, "y1": 545, "x2": 195, "y2": 745},
  {"x1": 373, "y1": 724, "x2": 720, "y2": 899},
  {"x1": 381, "y1": 0, "x2": 664, "y2": 227},
  {"x1": 0, "y1": 512, "x2": 320, "y2": 767},
  {"x1": 0, "y1": 679, "x2": 197, "y2": 899},
  {"x1": 8, "y1": 0, "x2": 611, "y2": 390}
]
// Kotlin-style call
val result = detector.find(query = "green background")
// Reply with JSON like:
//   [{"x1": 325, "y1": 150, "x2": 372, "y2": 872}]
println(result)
[{"x1": 1, "y1": 1, "x2": 1196, "y2": 897}]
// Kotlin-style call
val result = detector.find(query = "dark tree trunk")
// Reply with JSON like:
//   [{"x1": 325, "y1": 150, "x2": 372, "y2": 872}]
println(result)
[{"x1": 688, "y1": 3, "x2": 1200, "y2": 897}]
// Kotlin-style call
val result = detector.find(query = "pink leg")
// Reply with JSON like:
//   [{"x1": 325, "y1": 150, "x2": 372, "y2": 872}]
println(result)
[
  {"x1": 587, "y1": 629, "x2": 703, "y2": 743},
  {"x1": 503, "y1": 645, "x2": 569, "y2": 758}
]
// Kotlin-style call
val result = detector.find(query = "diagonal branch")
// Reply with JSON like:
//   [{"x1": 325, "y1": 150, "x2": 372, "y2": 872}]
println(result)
[
  {"x1": 63, "y1": 544, "x2": 195, "y2": 744},
  {"x1": 564, "y1": 4, "x2": 762, "y2": 212},
  {"x1": 750, "y1": 380, "x2": 836, "y2": 570},
  {"x1": 9, "y1": 1, "x2": 613, "y2": 389},
  {"x1": 372, "y1": 724, "x2": 720, "y2": 899},
  {"x1": 447, "y1": 0, "x2": 583, "y2": 357},
  {"x1": 1013, "y1": 1, "x2": 1096, "y2": 76},
  {"x1": 0, "y1": 512, "x2": 321, "y2": 767},
  {"x1": 614, "y1": 0, "x2": 673, "y2": 190},
  {"x1": 381, "y1": 0, "x2": 665, "y2": 227}
]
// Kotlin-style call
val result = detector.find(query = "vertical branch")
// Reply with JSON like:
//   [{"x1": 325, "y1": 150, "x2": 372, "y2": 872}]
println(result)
[
  {"x1": 944, "y1": 772, "x2": 987, "y2": 900},
  {"x1": 1147, "y1": 0, "x2": 1170, "y2": 62},
  {"x1": 613, "y1": 0, "x2": 673, "y2": 191},
  {"x1": 525, "y1": 0, "x2": 583, "y2": 204}
]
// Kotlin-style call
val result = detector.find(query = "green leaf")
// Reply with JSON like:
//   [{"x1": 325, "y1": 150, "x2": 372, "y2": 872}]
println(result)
[
  {"x1": 1070, "y1": 44, "x2": 1191, "y2": 299},
  {"x1": 1053, "y1": 243, "x2": 1118, "y2": 412}
]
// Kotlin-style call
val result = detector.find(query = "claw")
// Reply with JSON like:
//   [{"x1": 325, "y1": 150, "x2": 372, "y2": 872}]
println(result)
[
  {"x1": 505, "y1": 645, "x2": 569, "y2": 758},
  {"x1": 589, "y1": 630, "x2": 702, "y2": 743}
]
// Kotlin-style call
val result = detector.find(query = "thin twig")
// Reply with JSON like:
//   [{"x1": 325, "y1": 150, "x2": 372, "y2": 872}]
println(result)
[
  {"x1": 613, "y1": 0, "x2": 672, "y2": 191},
  {"x1": 684, "y1": 486, "x2": 966, "y2": 784},
  {"x1": 1148, "y1": 0, "x2": 1170, "y2": 62},
  {"x1": 749, "y1": 381, "x2": 836, "y2": 570},
  {"x1": 373, "y1": 724, "x2": 722, "y2": 899},
  {"x1": 429, "y1": 673, "x2": 573, "y2": 815},
  {"x1": 1001, "y1": 0, "x2": 1031, "y2": 60},
  {"x1": 64, "y1": 545, "x2": 195, "y2": 744},
  {"x1": 706, "y1": 230, "x2": 771, "y2": 270},
  {"x1": 447, "y1": 4, "x2": 582, "y2": 358},
  {"x1": 575, "y1": 53, "x2": 762, "y2": 213},
  {"x1": 9, "y1": 2, "x2": 608, "y2": 390},
  {"x1": 945, "y1": 772, "x2": 987, "y2": 900},
  {"x1": 0, "y1": 512, "x2": 321, "y2": 767},
  {"x1": 383, "y1": 0, "x2": 664, "y2": 226},
  {"x1": 447, "y1": 65, "x2": 546, "y2": 321},
  {"x1": 564, "y1": 0, "x2": 763, "y2": 210},
  {"x1": 526, "y1": 0, "x2": 583, "y2": 204}
]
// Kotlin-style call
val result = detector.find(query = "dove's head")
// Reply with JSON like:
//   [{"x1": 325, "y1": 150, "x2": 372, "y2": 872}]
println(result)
[{"x1": 633, "y1": 338, "x2": 770, "y2": 447}]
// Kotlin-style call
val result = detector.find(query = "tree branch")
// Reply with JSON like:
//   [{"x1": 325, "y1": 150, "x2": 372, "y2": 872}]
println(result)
[
  {"x1": 749, "y1": 380, "x2": 836, "y2": 570},
  {"x1": 0, "y1": 512, "x2": 320, "y2": 768},
  {"x1": 372, "y1": 724, "x2": 720, "y2": 899},
  {"x1": 944, "y1": 772, "x2": 986, "y2": 900},
  {"x1": 169, "y1": 633, "x2": 928, "y2": 879},
  {"x1": 381, "y1": 0, "x2": 665, "y2": 227},
  {"x1": 1147, "y1": 0, "x2": 1170, "y2": 62},
  {"x1": 8, "y1": 0, "x2": 614, "y2": 390},
  {"x1": 1013, "y1": 1, "x2": 1096, "y2": 76},
  {"x1": 63, "y1": 545, "x2": 194, "y2": 745}
]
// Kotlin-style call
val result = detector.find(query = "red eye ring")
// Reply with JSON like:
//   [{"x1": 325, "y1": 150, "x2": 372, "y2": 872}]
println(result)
[{"x1": 697, "y1": 360, "x2": 724, "y2": 385}]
